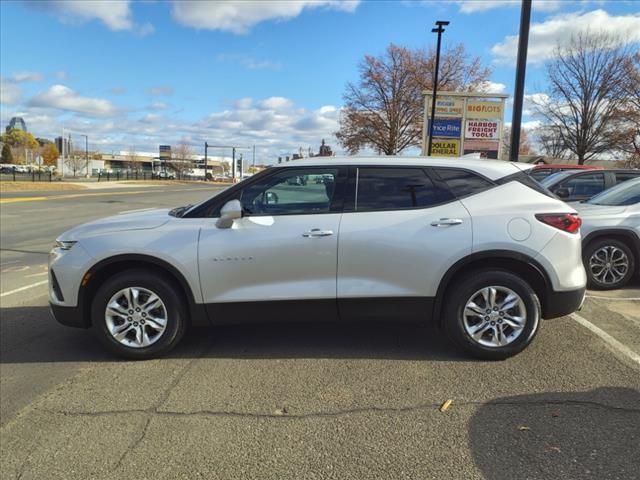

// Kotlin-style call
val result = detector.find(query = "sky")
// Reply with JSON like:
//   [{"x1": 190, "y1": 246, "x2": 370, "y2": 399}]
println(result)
[{"x1": 1, "y1": 0, "x2": 639, "y2": 162}]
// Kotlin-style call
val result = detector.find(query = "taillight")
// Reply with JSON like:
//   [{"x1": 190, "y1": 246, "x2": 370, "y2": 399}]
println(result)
[{"x1": 535, "y1": 213, "x2": 582, "y2": 233}]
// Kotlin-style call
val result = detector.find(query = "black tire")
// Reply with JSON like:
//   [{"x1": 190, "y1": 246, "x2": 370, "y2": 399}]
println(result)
[
  {"x1": 91, "y1": 269, "x2": 187, "y2": 359},
  {"x1": 583, "y1": 238, "x2": 636, "y2": 290},
  {"x1": 443, "y1": 270, "x2": 541, "y2": 360}
]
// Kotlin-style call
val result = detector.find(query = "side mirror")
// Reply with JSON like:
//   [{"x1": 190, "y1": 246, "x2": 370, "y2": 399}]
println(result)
[
  {"x1": 555, "y1": 187, "x2": 570, "y2": 199},
  {"x1": 216, "y1": 199, "x2": 242, "y2": 229}
]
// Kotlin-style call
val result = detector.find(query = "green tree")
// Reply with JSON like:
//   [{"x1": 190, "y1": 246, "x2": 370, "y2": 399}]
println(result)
[
  {"x1": 1, "y1": 143, "x2": 14, "y2": 163},
  {"x1": 1, "y1": 129, "x2": 39, "y2": 150},
  {"x1": 41, "y1": 143, "x2": 60, "y2": 166}
]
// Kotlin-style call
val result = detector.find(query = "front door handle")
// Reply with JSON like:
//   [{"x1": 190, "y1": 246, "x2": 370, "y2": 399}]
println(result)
[
  {"x1": 302, "y1": 228, "x2": 334, "y2": 238},
  {"x1": 430, "y1": 218, "x2": 463, "y2": 227}
]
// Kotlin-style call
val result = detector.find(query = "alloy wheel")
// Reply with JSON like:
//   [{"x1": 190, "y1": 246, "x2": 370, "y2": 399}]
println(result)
[
  {"x1": 104, "y1": 287, "x2": 168, "y2": 348},
  {"x1": 463, "y1": 286, "x2": 527, "y2": 348},
  {"x1": 589, "y1": 246, "x2": 629, "y2": 286}
]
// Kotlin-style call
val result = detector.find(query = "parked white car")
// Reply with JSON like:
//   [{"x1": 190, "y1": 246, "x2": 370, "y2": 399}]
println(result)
[
  {"x1": 49, "y1": 157, "x2": 586, "y2": 359},
  {"x1": 574, "y1": 177, "x2": 640, "y2": 289}
]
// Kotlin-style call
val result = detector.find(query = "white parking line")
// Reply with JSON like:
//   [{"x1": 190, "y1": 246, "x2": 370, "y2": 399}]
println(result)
[
  {"x1": 570, "y1": 312, "x2": 640, "y2": 367},
  {"x1": 586, "y1": 295, "x2": 640, "y2": 301},
  {"x1": 0, "y1": 280, "x2": 48, "y2": 298}
]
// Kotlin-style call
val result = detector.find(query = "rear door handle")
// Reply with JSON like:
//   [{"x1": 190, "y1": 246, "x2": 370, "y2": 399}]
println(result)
[
  {"x1": 430, "y1": 218, "x2": 463, "y2": 227},
  {"x1": 302, "y1": 228, "x2": 334, "y2": 238}
]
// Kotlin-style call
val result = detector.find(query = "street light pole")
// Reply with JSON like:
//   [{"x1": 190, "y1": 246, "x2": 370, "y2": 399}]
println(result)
[
  {"x1": 427, "y1": 20, "x2": 449, "y2": 156},
  {"x1": 81, "y1": 134, "x2": 89, "y2": 177},
  {"x1": 509, "y1": 0, "x2": 532, "y2": 162}
]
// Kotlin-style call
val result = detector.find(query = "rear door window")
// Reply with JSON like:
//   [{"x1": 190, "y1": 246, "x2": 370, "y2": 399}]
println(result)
[
  {"x1": 557, "y1": 172, "x2": 605, "y2": 197},
  {"x1": 355, "y1": 168, "x2": 453, "y2": 212},
  {"x1": 614, "y1": 172, "x2": 640, "y2": 185}
]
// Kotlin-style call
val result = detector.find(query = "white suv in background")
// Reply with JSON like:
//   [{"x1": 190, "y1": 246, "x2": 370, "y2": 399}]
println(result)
[{"x1": 49, "y1": 157, "x2": 586, "y2": 360}]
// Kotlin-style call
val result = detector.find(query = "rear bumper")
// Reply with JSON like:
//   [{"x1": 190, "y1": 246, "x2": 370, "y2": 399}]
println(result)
[
  {"x1": 542, "y1": 286, "x2": 586, "y2": 319},
  {"x1": 50, "y1": 303, "x2": 89, "y2": 328}
]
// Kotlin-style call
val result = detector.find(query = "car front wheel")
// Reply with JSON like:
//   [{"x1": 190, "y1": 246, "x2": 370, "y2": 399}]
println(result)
[
  {"x1": 444, "y1": 271, "x2": 541, "y2": 360},
  {"x1": 91, "y1": 269, "x2": 187, "y2": 359}
]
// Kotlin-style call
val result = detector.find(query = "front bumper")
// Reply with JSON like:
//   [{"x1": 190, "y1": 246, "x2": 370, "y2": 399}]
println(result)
[
  {"x1": 542, "y1": 286, "x2": 586, "y2": 319},
  {"x1": 50, "y1": 302, "x2": 89, "y2": 328}
]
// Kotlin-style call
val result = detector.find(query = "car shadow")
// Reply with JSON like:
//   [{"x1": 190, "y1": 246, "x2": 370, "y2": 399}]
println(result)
[
  {"x1": 468, "y1": 387, "x2": 640, "y2": 480},
  {"x1": 0, "y1": 306, "x2": 471, "y2": 364}
]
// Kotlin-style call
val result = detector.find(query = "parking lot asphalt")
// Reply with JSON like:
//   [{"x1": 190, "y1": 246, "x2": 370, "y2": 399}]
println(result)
[{"x1": 1, "y1": 184, "x2": 639, "y2": 480}]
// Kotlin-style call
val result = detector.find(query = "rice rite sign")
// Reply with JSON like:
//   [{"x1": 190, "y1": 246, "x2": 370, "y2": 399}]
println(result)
[
  {"x1": 428, "y1": 118, "x2": 462, "y2": 138},
  {"x1": 465, "y1": 120, "x2": 500, "y2": 140}
]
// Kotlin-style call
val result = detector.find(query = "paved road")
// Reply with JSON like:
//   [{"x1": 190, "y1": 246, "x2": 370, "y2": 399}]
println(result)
[{"x1": 1, "y1": 185, "x2": 639, "y2": 480}]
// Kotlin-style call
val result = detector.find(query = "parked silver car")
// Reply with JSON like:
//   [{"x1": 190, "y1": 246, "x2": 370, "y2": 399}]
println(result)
[{"x1": 574, "y1": 178, "x2": 640, "y2": 289}]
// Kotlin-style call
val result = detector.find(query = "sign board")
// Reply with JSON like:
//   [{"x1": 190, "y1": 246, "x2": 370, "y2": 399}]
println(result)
[
  {"x1": 463, "y1": 139, "x2": 500, "y2": 151},
  {"x1": 464, "y1": 149, "x2": 498, "y2": 159},
  {"x1": 159, "y1": 145, "x2": 171, "y2": 161},
  {"x1": 466, "y1": 101, "x2": 503, "y2": 119},
  {"x1": 431, "y1": 139, "x2": 460, "y2": 157},
  {"x1": 465, "y1": 120, "x2": 500, "y2": 140},
  {"x1": 428, "y1": 118, "x2": 462, "y2": 138},
  {"x1": 431, "y1": 97, "x2": 464, "y2": 117}
]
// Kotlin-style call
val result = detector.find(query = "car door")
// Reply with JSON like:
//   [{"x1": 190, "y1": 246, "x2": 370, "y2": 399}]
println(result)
[
  {"x1": 198, "y1": 166, "x2": 347, "y2": 323},
  {"x1": 337, "y1": 166, "x2": 472, "y2": 321}
]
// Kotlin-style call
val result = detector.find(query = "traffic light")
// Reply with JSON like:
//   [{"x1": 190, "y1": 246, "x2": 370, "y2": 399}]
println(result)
[{"x1": 236, "y1": 158, "x2": 242, "y2": 177}]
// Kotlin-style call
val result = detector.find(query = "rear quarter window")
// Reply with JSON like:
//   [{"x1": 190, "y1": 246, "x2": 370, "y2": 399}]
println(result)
[{"x1": 433, "y1": 168, "x2": 495, "y2": 198}]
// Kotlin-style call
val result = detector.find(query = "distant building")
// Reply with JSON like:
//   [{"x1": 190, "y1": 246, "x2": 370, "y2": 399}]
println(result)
[
  {"x1": 5, "y1": 116, "x2": 27, "y2": 133},
  {"x1": 318, "y1": 139, "x2": 333, "y2": 157},
  {"x1": 55, "y1": 136, "x2": 73, "y2": 155}
]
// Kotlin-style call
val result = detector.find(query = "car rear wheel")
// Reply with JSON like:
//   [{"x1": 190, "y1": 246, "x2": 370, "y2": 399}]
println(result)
[
  {"x1": 444, "y1": 271, "x2": 541, "y2": 360},
  {"x1": 584, "y1": 239, "x2": 635, "y2": 290},
  {"x1": 91, "y1": 269, "x2": 187, "y2": 359}
]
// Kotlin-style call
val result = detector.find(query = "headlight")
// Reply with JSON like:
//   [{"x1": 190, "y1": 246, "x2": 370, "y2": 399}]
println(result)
[{"x1": 53, "y1": 240, "x2": 77, "y2": 250}]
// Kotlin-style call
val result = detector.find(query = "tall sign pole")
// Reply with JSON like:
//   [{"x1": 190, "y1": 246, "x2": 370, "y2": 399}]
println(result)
[
  {"x1": 509, "y1": 0, "x2": 532, "y2": 162},
  {"x1": 427, "y1": 20, "x2": 449, "y2": 156}
]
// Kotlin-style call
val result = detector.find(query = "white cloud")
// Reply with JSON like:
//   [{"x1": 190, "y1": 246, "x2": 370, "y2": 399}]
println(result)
[
  {"x1": 216, "y1": 53, "x2": 281, "y2": 70},
  {"x1": 491, "y1": 10, "x2": 640, "y2": 65},
  {"x1": 450, "y1": 0, "x2": 597, "y2": 14},
  {"x1": 110, "y1": 87, "x2": 127, "y2": 95},
  {"x1": 28, "y1": 85, "x2": 118, "y2": 116},
  {"x1": 172, "y1": 0, "x2": 360, "y2": 34},
  {"x1": 30, "y1": 0, "x2": 134, "y2": 30},
  {"x1": 149, "y1": 102, "x2": 167, "y2": 110},
  {"x1": 146, "y1": 86, "x2": 174, "y2": 96},
  {"x1": 137, "y1": 22, "x2": 155, "y2": 36},
  {"x1": 6, "y1": 71, "x2": 44, "y2": 83},
  {"x1": 4, "y1": 94, "x2": 341, "y2": 161},
  {"x1": 54, "y1": 71, "x2": 68, "y2": 80},
  {"x1": 476, "y1": 81, "x2": 507, "y2": 94},
  {"x1": 0, "y1": 80, "x2": 23, "y2": 105}
]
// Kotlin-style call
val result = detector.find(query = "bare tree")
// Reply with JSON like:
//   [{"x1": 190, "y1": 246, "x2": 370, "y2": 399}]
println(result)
[
  {"x1": 502, "y1": 126, "x2": 535, "y2": 159},
  {"x1": 65, "y1": 151, "x2": 85, "y2": 177},
  {"x1": 610, "y1": 52, "x2": 640, "y2": 167},
  {"x1": 170, "y1": 141, "x2": 196, "y2": 177},
  {"x1": 534, "y1": 32, "x2": 633, "y2": 164},
  {"x1": 534, "y1": 125, "x2": 569, "y2": 159},
  {"x1": 336, "y1": 43, "x2": 491, "y2": 155},
  {"x1": 126, "y1": 146, "x2": 143, "y2": 172}
]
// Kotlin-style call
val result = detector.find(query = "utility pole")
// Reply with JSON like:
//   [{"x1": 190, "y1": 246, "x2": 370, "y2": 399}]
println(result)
[
  {"x1": 509, "y1": 0, "x2": 532, "y2": 162},
  {"x1": 427, "y1": 20, "x2": 449, "y2": 156},
  {"x1": 203, "y1": 143, "x2": 251, "y2": 182},
  {"x1": 81, "y1": 134, "x2": 89, "y2": 177}
]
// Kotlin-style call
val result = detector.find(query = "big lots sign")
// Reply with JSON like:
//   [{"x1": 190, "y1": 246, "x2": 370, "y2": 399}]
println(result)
[{"x1": 465, "y1": 120, "x2": 500, "y2": 140}]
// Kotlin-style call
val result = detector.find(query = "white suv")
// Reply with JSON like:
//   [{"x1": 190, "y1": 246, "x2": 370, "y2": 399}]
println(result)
[{"x1": 49, "y1": 157, "x2": 587, "y2": 360}]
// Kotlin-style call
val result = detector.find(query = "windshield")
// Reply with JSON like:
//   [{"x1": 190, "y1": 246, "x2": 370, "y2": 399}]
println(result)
[{"x1": 586, "y1": 178, "x2": 640, "y2": 206}]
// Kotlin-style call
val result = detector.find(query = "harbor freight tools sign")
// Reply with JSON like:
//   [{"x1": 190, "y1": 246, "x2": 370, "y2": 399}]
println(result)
[
  {"x1": 466, "y1": 101, "x2": 503, "y2": 119},
  {"x1": 433, "y1": 97, "x2": 464, "y2": 117},
  {"x1": 431, "y1": 139, "x2": 460, "y2": 156},
  {"x1": 465, "y1": 120, "x2": 500, "y2": 140},
  {"x1": 428, "y1": 118, "x2": 462, "y2": 138}
]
